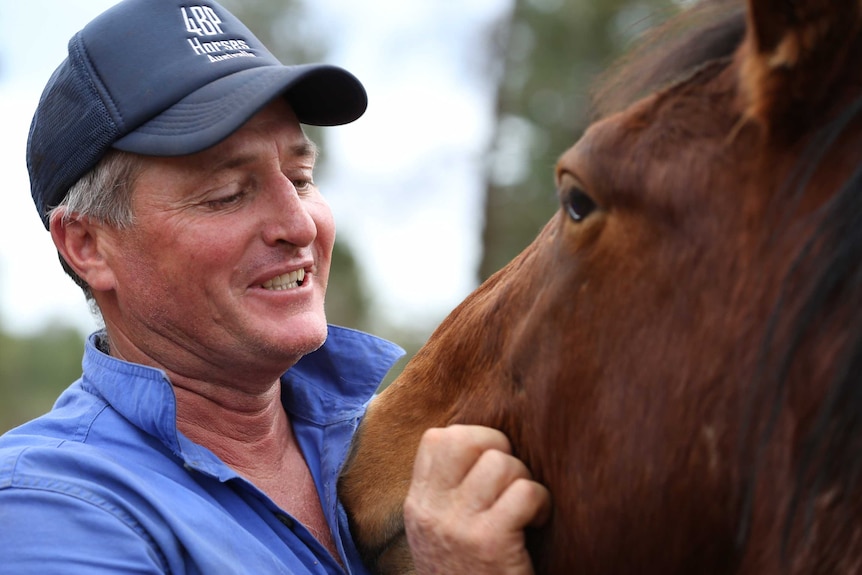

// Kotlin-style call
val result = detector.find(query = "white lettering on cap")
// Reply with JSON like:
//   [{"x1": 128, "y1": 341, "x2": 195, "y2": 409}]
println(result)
[
  {"x1": 182, "y1": 6, "x2": 224, "y2": 36},
  {"x1": 180, "y1": 5, "x2": 257, "y2": 62}
]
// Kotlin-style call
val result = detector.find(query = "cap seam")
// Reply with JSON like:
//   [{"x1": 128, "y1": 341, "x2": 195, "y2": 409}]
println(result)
[{"x1": 73, "y1": 35, "x2": 125, "y2": 133}]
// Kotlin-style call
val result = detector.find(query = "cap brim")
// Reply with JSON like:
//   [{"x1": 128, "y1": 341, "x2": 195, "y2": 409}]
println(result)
[{"x1": 113, "y1": 63, "x2": 366, "y2": 156}]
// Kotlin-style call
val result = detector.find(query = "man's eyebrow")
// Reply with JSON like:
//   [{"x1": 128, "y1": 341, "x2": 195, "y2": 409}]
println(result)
[{"x1": 294, "y1": 139, "x2": 319, "y2": 163}]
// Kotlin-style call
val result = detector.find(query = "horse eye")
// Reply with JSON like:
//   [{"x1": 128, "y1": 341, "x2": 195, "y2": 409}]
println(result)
[{"x1": 563, "y1": 187, "x2": 597, "y2": 222}]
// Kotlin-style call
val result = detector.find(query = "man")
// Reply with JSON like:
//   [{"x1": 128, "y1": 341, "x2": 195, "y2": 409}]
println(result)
[{"x1": 0, "y1": 1, "x2": 549, "y2": 574}]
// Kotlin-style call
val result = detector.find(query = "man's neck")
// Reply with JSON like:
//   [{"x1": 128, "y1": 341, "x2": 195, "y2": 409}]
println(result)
[
  {"x1": 173, "y1": 379, "x2": 342, "y2": 563},
  {"x1": 173, "y1": 380, "x2": 293, "y2": 476}
]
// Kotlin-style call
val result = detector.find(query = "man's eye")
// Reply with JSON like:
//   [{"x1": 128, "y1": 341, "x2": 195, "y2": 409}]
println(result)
[
  {"x1": 292, "y1": 179, "x2": 313, "y2": 192},
  {"x1": 206, "y1": 192, "x2": 244, "y2": 208}
]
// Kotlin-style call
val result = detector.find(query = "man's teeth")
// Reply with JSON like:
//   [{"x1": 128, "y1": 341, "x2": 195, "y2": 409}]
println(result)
[{"x1": 262, "y1": 269, "x2": 305, "y2": 291}]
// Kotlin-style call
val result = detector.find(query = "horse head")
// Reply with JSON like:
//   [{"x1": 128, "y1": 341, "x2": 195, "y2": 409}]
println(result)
[{"x1": 339, "y1": 0, "x2": 862, "y2": 572}]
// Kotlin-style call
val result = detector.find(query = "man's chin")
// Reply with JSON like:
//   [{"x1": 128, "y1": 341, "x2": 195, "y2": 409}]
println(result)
[{"x1": 268, "y1": 316, "x2": 329, "y2": 358}]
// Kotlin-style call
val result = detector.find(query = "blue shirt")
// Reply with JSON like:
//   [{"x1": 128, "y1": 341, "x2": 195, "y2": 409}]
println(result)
[{"x1": 0, "y1": 325, "x2": 403, "y2": 574}]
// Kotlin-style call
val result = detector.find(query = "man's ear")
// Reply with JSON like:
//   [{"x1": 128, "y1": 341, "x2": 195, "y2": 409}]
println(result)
[{"x1": 49, "y1": 209, "x2": 118, "y2": 293}]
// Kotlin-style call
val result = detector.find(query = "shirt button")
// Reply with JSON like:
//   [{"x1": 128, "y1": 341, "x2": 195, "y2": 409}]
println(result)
[{"x1": 276, "y1": 513, "x2": 294, "y2": 528}]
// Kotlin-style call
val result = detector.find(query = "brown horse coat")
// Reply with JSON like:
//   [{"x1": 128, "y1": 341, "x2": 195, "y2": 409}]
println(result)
[{"x1": 340, "y1": 0, "x2": 862, "y2": 572}]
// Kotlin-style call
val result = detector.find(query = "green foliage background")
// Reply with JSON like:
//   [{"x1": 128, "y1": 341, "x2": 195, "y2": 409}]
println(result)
[{"x1": 0, "y1": 325, "x2": 85, "y2": 431}]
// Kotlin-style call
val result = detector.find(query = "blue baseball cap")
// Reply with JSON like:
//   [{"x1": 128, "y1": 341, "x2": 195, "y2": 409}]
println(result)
[{"x1": 27, "y1": 0, "x2": 367, "y2": 228}]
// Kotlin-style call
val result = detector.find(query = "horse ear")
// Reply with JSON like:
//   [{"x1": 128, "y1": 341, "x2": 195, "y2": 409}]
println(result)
[{"x1": 740, "y1": 0, "x2": 860, "y2": 134}]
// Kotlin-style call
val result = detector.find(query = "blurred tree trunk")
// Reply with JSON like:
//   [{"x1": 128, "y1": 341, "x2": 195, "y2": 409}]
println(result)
[{"x1": 479, "y1": 0, "x2": 678, "y2": 281}]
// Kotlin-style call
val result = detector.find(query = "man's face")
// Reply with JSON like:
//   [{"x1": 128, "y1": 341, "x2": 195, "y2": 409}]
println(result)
[{"x1": 99, "y1": 99, "x2": 334, "y2": 382}]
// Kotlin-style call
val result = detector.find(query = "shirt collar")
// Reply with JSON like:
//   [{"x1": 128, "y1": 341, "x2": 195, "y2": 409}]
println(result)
[
  {"x1": 81, "y1": 326, "x2": 404, "y2": 466},
  {"x1": 283, "y1": 325, "x2": 405, "y2": 425}
]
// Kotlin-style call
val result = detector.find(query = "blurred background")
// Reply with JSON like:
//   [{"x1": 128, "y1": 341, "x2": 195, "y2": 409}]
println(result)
[{"x1": 0, "y1": 0, "x2": 683, "y2": 431}]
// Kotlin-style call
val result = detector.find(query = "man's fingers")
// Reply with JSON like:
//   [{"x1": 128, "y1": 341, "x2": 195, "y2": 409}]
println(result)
[
  {"x1": 411, "y1": 424, "x2": 552, "y2": 527},
  {"x1": 411, "y1": 425, "x2": 513, "y2": 491},
  {"x1": 491, "y1": 477, "x2": 553, "y2": 529},
  {"x1": 405, "y1": 424, "x2": 550, "y2": 575},
  {"x1": 459, "y1": 448, "x2": 533, "y2": 513}
]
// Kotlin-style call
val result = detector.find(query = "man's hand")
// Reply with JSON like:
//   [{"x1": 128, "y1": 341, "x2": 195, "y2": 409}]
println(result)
[{"x1": 404, "y1": 425, "x2": 552, "y2": 575}]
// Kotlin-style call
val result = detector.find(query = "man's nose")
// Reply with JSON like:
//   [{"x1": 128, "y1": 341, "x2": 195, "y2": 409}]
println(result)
[{"x1": 261, "y1": 176, "x2": 317, "y2": 247}]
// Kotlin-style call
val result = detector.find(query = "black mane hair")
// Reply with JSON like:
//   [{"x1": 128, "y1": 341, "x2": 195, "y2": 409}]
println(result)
[{"x1": 760, "y1": 95, "x2": 862, "y2": 555}]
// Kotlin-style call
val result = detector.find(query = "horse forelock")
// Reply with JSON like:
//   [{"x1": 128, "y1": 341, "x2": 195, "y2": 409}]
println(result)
[{"x1": 591, "y1": 0, "x2": 746, "y2": 121}]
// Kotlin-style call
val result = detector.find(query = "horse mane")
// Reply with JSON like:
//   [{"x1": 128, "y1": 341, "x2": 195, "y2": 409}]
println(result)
[
  {"x1": 750, "y1": 96, "x2": 862, "y2": 556},
  {"x1": 590, "y1": 0, "x2": 745, "y2": 120}
]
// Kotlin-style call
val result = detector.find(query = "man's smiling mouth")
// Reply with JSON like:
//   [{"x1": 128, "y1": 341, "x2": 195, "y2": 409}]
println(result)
[{"x1": 261, "y1": 269, "x2": 305, "y2": 290}]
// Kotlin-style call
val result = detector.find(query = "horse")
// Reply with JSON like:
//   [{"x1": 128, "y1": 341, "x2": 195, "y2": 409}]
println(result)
[{"x1": 338, "y1": 0, "x2": 862, "y2": 572}]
